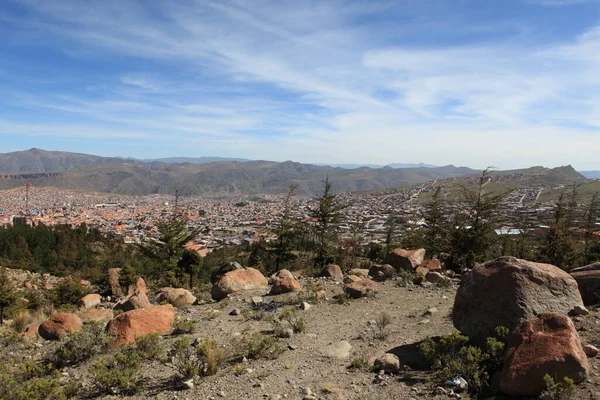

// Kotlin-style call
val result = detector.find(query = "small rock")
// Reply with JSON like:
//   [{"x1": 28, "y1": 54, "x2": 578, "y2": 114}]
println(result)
[
  {"x1": 584, "y1": 344, "x2": 599, "y2": 358},
  {"x1": 444, "y1": 376, "x2": 468, "y2": 392},
  {"x1": 374, "y1": 353, "x2": 401, "y2": 374},
  {"x1": 570, "y1": 305, "x2": 590, "y2": 316},
  {"x1": 300, "y1": 302, "x2": 312, "y2": 311},
  {"x1": 182, "y1": 379, "x2": 194, "y2": 390},
  {"x1": 229, "y1": 308, "x2": 241, "y2": 316},
  {"x1": 252, "y1": 296, "x2": 264, "y2": 305},
  {"x1": 321, "y1": 340, "x2": 352, "y2": 359},
  {"x1": 423, "y1": 307, "x2": 438, "y2": 316}
]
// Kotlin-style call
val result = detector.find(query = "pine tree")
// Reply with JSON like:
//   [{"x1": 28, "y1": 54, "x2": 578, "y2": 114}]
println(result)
[
  {"x1": 274, "y1": 185, "x2": 298, "y2": 270},
  {"x1": 310, "y1": 177, "x2": 348, "y2": 270},
  {"x1": 582, "y1": 192, "x2": 599, "y2": 265},
  {"x1": 539, "y1": 189, "x2": 579, "y2": 269},
  {"x1": 177, "y1": 249, "x2": 202, "y2": 288},
  {"x1": 422, "y1": 186, "x2": 448, "y2": 257},
  {"x1": 448, "y1": 168, "x2": 506, "y2": 268}
]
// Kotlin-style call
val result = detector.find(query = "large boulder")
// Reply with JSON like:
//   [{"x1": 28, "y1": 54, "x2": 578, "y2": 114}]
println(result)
[
  {"x1": 321, "y1": 264, "x2": 344, "y2": 281},
  {"x1": 368, "y1": 264, "x2": 396, "y2": 281},
  {"x1": 386, "y1": 248, "x2": 426, "y2": 271},
  {"x1": 211, "y1": 267, "x2": 268, "y2": 300},
  {"x1": 210, "y1": 261, "x2": 243, "y2": 284},
  {"x1": 156, "y1": 287, "x2": 197, "y2": 306},
  {"x1": 499, "y1": 313, "x2": 589, "y2": 397},
  {"x1": 81, "y1": 308, "x2": 114, "y2": 324},
  {"x1": 269, "y1": 269, "x2": 302, "y2": 295},
  {"x1": 420, "y1": 258, "x2": 443, "y2": 271},
  {"x1": 38, "y1": 313, "x2": 83, "y2": 340},
  {"x1": 571, "y1": 263, "x2": 600, "y2": 306},
  {"x1": 105, "y1": 304, "x2": 175, "y2": 345},
  {"x1": 344, "y1": 279, "x2": 378, "y2": 299},
  {"x1": 114, "y1": 291, "x2": 152, "y2": 312},
  {"x1": 453, "y1": 257, "x2": 584, "y2": 341},
  {"x1": 126, "y1": 277, "x2": 148, "y2": 296},
  {"x1": 78, "y1": 293, "x2": 102, "y2": 309},
  {"x1": 107, "y1": 268, "x2": 122, "y2": 297}
]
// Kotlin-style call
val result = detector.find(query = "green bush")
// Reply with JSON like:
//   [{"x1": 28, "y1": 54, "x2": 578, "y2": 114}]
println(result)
[
  {"x1": 541, "y1": 374, "x2": 576, "y2": 400},
  {"x1": 348, "y1": 357, "x2": 373, "y2": 372},
  {"x1": 172, "y1": 319, "x2": 197, "y2": 335},
  {"x1": 132, "y1": 333, "x2": 165, "y2": 361},
  {"x1": 418, "y1": 327, "x2": 508, "y2": 394},
  {"x1": 46, "y1": 323, "x2": 110, "y2": 369},
  {"x1": 91, "y1": 351, "x2": 141, "y2": 395},
  {"x1": 170, "y1": 337, "x2": 225, "y2": 380},
  {"x1": 50, "y1": 278, "x2": 91, "y2": 307},
  {"x1": 237, "y1": 334, "x2": 286, "y2": 361}
]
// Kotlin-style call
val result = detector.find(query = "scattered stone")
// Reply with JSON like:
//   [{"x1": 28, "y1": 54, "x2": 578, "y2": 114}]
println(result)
[
  {"x1": 300, "y1": 302, "x2": 311, "y2": 311},
  {"x1": 229, "y1": 308, "x2": 241, "y2": 316},
  {"x1": 499, "y1": 312, "x2": 589, "y2": 397},
  {"x1": 155, "y1": 287, "x2": 197, "y2": 306},
  {"x1": 423, "y1": 307, "x2": 438, "y2": 316},
  {"x1": 252, "y1": 296, "x2": 264, "y2": 305},
  {"x1": 211, "y1": 268, "x2": 268, "y2": 301},
  {"x1": 182, "y1": 379, "x2": 194, "y2": 390},
  {"x1": 374, "y1": 353, "x2": 401, "y2": 374},
  {"x1": 571, "y1": 265, "x2": 600, "y2": 306},
  {"x1": 21, "y1": 323, "x2": 40, "y2": 339},
  {"x1": 38, "y1": 313, "x2": 83, "y2": 340},
  {"x1": 368, "y1": 264, "x2": 396, "y2": 281},
  {"x1": 425, "y1": 271, "x2": 447, "y2": 284},
  {"x1": 269, "y1": 269, "x2": 302, "y2": 295},
  {"x1": 78, "y1": 293, "x2": 102, "y2": 309},
  {"x1": 105, "y1": 304, "x2": 175, "y2": 345},
  {"x1": 344, "y1": 279, "x2": 378, "y2": 299},
  {"x1": 584, "y1": 344, "x2": 599, "y2": 358},
  {"x1": 386, "y1": 248, "x2": 426, "y2": 271},
  {"x1": 349, "y1": 268, "x2": 370, "y2": 278},
  {"x1": 453, "y1": 257, "x2": 585, "y2": 340},
  {"x1": 444, "y1": 376, "x2": 468, "y2": 392},
  {"x1": 321, "y1": 340, "x2": 352, "y2": 359},
  {"x1": 321, "y1": 264, "x2": 344, "y2": 281},
  {"x1": 421, "y1": 258, "x2": 443, "y2": 271},
  {"x1": 113, "y1": 291, "x2": 152, "y2": 312},
  {"x1": 415, "y1": 266, "x2": 429, "y2": 278}
]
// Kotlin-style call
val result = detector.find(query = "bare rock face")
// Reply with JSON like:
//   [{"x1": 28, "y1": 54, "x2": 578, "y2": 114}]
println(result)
[
  {"x1": 321, "y1": 264, "x2": 344, "y2": 281},
  {"x1": 107, "y1": 268, "x2": 122, "y2": 297},
  {"x1": 38, "y1": 313, "x2": 83, "y2": 340},
  {"x1": 421, "y1": 258, "x2": 443, "y2": 271},
  {"x1": 344, "y1": 279, "x2": 378, "y2": 299},
  {"x1": 570, "y1": 264, "x2": 600, "y2": 306},
  {"x1": 78, "y1": 293, "x2": 102, "y2": 309},
  {"x1": 105, "y1": 304, "x2": 175, "y2": 345},
  {"x1": 114, "y1": 291, "x2": 152, "y2": 312},
  {"x1": 81, "y1": 308, "x2": 113, "y2": 324},
  {"x1": 155, "y1": 287, "x2": 197, "y2": 306},
  {"x1": 211, "y1": 267, "x2": 268, "y2": 300},
  {"x1": 453, "y1": 257, "x2": 584, "y2": 341},
  {"x1": 499, "y1": 313, "x2": 589, "y2": 397},
  {"x1": 269, "y1": 269, "x2": 302, "y2": 295},
  {"x1": 368, "y1": 264, "x2": 396, "y2": 281},
  {"x1": 386, "y1": 248, "x2": 426, "y2": 271}
]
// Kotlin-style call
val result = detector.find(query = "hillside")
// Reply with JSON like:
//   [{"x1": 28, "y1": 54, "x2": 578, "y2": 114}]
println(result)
[
  {"x1": 0, "y1": 159, "x2": 478, "y2": 197},
  {"x1": 0, "y1": 148, "x2": 137, "y2": 173}
]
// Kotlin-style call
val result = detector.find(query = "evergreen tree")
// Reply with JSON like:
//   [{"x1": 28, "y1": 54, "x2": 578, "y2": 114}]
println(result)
[
  {"x1": 274, "y1": 185, "x2": 298, "y2": 270},
  {"x1": 310, "y1": 177, "x2": 348, "y2": 269},
  {"x1": 177, "y1": 249, "x2": 202, "y2": 288},
  {"x1": 539, "y1": 189, "x2": 578, "y2": 269},
  {"x1": 448, "y1": 168, "x2": 506, "y2": 268},
  {"x1": 582, "y1": 192, "x2": 599, "y2": 265},
  {"x1": 422, "y1": 186, "x2": 448, "y2": 256},
  {"x1": 0, "y1": 267, "x2": 16, "y2": 326}
]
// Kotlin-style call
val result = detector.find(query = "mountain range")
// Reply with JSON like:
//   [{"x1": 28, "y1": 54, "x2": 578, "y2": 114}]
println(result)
[{"x1": 0, "y1": 149, "x2": 591, "y2": 197}]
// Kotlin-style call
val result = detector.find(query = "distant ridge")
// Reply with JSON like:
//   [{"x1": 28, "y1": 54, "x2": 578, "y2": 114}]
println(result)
[
  {"x1": 145, "y1": 156, "x2": 250, "y2": 164},
  {"x1": 580, "y1": 171, "x2": 600, "y2": 179}
]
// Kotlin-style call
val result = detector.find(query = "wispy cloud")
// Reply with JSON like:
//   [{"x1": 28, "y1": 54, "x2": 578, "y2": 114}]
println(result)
[{"x1": 0, "y1": 0, "x2": 599, "y2": 169}]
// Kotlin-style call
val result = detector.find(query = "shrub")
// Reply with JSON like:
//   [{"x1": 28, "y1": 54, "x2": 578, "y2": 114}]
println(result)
[
  {"x1": 418, "y1": 328, "x2": 509, "y2": 394},
  {"x1": 11, "y1": 309, "x2": 31, "y2": 333},
  {"x1": 373, "y1": 312, "x2": 392, "y2": 340},
  {"x1": 540, "y1": 374, "x2": 576, "y2": 400},
  {"x1": 277, "y1": 308, "x2": 307, "y2": 334},
  {"x1": 172, "y1": 319, "x2": 197, "y2": 335},
  {"x1": 47, "y1": 323, "x2": 109, "y2": 369},
  {"x1": 91, "y1": 351, "x2": 141, "y2": 395},
  {"x1": 50, "y1": 279, "x2": 91, "y2": 307},
  {"x1": 170, "y1": 337, "x2": 225, "y2": 380},
  {"x1": 235, "y1": 334, "x2": 285, "y2": 361},
  {"x1": 132, "y1": 333, "x2": 165, "y2": 361},
  {"x1": 348, "y1": 357, "x2": 372, "y2": 372}
]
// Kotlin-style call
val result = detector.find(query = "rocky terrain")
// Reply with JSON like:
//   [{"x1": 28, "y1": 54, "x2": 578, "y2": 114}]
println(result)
[{"x1": 1, "y1": 254, "x2": 600, "y2": 399}]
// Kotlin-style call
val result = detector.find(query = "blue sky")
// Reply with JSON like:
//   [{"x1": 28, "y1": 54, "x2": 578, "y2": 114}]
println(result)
[{"x1": 1, "y1": 0, "x2": 600, "y2": 169}]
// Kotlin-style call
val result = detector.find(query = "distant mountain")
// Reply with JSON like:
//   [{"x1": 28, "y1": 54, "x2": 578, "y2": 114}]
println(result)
[
  {"x1": 0, "y1": 157, "x2": 479, "y2": 197},
  {"x1": 315, "y1": 162, "x2": 438, "y2": 169},
  {"x1": 145, "y1": 156, "x2": 250, "y2": 164},
  {"x1": 0, "y1": 148, "x2": 136, "y2": 173},
  {"x1": 580, "y1": 171, "x2": 600, "y2": 179}
]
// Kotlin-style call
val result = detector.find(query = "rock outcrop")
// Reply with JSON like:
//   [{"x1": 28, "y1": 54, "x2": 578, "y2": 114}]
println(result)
[
  {"x1": 156, "y1": 287, "x2": 197, "y2": 306},
  {"x1": 344, "y1": 279, "x2": 378, "y2": 299},
  {"x1": 570, "y1": 263, "x2": 600, "y2": 306},
  {"x1": 453, "y1": 257, "x2": 584, "y2": 340},
  {"x1": 386, "y1": 248, "x2": 426, "y2": 271},
  {"x1": 38, "y1": 313, "x2": 83, "y2": 340},
  {"x1": 78, "y1": 293, "x2": 102, "y2": 309},
  {"x1": 499, "y1": 313, "x2": 589, "y2": 397},
  {"x1": 81, "y1": 308, "x2": 114, "y2": 324},
  {"x1": 320, "y1": 264, "x2": 344, "y2": 281},
  {"x1": 105, "y1": 304, "x2": 175, "y2": 345},
  {"x1": 368, "y1": 264, "x2": 395, "y2": 281},
  {"x1": 211, "y1": 267, "x2": 268, "y2": 300},
  {"x1": 107, "y1": 268, "x2": 122, "y2": 297},
  {"x1": 269, "y1": 269, "x2": 302, "y2": 295}
]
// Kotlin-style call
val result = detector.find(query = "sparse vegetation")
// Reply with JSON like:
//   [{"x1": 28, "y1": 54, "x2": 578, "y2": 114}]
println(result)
[
  {"x1": 540, "y1": 374, "x2": 576, "y2": 400},
  {"x1": 172, "y1": 318, "x2": 197, "y2": 335},
  {"x1": 46, "y1": 323, "x2": 110, "y2": 369},
  {"x1": 373, "y1": 312, "x2": 392, "y2": 340}
]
